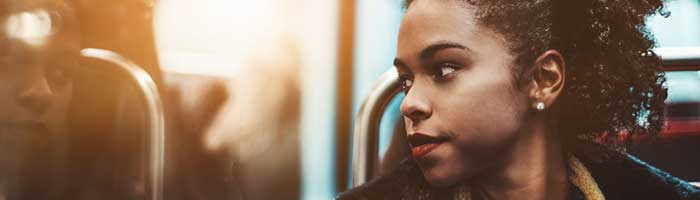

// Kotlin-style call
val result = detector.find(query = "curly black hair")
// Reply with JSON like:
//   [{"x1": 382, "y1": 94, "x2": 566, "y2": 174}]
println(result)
[{"x1": 403, "y1": 0, "x2": 669, "y2": 141}]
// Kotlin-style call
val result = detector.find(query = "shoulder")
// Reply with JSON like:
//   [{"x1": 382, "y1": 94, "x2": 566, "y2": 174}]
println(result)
[
  {"x1": 572, "y1": 140, "x2": 700, "y2": 200},
  {"x1": 336, "y1": 159, "x2": 421, "y2": 200}
]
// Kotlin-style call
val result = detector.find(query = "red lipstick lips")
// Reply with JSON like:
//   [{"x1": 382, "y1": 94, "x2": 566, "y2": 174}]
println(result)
[
  {"x1": 408, "y1": 133, "x2": 446, "y2": 158},
  {"x1": 411, "y1": 143, "x2": 440, "y2": 158}
]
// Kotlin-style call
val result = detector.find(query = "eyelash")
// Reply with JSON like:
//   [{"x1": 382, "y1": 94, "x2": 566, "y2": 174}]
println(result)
[
  {"x1": 398, "y1": 62, "x2": 461, "y2": 93},
  {"x1": 399, "y1": 75, "x2": 413, "y2": 93}
]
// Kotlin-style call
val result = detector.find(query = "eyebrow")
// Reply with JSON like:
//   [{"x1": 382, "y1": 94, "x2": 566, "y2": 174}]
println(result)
[
  {"x1": 393, "y1": 58, "x2": 407, "y2": 71},
  {"x1": 420, "y1": 42, "x2": 467, "y2": 60},
  {"x1": 393, "y1": 41, "x2": 468, "y2": 71}
]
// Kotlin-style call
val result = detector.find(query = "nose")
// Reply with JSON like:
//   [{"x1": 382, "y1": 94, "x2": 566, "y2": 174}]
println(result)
[
  {"x1": 400, "y1": 85, "x2": 432, "y2": 123},
  {"x1": 17, "y1": 72, "x2": 54, "y2": 115}
]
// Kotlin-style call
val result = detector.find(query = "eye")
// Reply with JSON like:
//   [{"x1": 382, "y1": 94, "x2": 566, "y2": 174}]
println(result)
[
  {"x1": 46, "y1": 64, "x2": 74, "y2": 88},
  {"x1": 433, "y1": 62, "x2": 460, "y2": 79},
  {"x1": 399, "y1": 76, "x2": 413, "y2": 93},
  {"x1": 440, "y1": 66, "x2": 455, "y2": 76}
]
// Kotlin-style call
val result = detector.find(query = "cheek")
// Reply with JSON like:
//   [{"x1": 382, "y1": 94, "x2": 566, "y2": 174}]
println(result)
[
  {"x1": 434, "y1": 69, "x2": 527, "y2": 167},
  {"x1": 0, "y1": 81, "x2": 20, "y2": 119},
  {"x1": 441, "y1": 71, "x2": 525, "y2": 135},
  {"x1": 0, "y1": 87, "x2": 12, "y2": 108},
  {"x1": 44, "y1": 83, "x2": 73, "y2": 133},
  {"x1": 56, "y1": 83, "x2": 73, "y2": 109},
  {"x1": 449, "y1": 95, "x2": 524, "y2": 144}
]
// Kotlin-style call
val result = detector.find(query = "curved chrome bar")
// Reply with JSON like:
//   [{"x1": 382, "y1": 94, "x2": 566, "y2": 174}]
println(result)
[
  {"x1": 80, "y1": 48, "x2": 165, "y2": 200},
  {"x1": 352, "y1": 69, "x2": 401, "y2": 187},
  {"x1": 655, "y1": 47, "x2": 700, "y2": 71},
  {"x1": 656, "y1": 47, "x2": 700, "y2": 65}
]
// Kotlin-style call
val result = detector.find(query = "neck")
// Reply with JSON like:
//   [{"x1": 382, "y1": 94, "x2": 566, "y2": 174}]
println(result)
[{"x1": 474, "y1": 115, "x2": 568, "y2": 200}]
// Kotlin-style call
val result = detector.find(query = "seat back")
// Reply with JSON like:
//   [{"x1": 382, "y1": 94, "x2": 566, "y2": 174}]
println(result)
[
  {"x1": 351, "y1": 69, "x2": 400, "y2": 187},
  {"x1": 80, "y1": 49, "x2": 165, "y2": 200}
]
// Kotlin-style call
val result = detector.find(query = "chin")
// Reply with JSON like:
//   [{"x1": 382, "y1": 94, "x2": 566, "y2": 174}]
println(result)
[{"x1": 420, "y1": 163, "x2": 466, "y2": 187}]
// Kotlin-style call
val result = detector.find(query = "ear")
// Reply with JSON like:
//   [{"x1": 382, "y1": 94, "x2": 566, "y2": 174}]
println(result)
[{"x1": 528, "y1": 50, "x2": 565, "y2": 111}]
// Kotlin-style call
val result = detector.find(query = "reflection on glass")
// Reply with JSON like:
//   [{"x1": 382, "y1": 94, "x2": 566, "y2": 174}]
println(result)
[
  {"x1": 1, "y1": 1, "x2": 151, "y2": 199},
  {"x1": 1, "y1": 1, "x2": 78, "y2": 199}
]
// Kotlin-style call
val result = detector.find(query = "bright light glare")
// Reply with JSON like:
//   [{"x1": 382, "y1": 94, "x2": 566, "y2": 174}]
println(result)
[
  {"x1": 154, "y1": 0, "x2": 284, "y2": 77},
  {"x1": 5, "y1": 10, "x2": 55, "y2": 47}
]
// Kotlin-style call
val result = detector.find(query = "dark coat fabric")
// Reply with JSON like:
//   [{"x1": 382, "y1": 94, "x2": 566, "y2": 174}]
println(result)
[{"x1": 337, "y1": 141, "x2": 700, "y2": 200}]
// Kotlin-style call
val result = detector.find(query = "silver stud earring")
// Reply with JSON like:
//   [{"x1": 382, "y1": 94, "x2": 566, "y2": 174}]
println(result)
[{"x1": 536, "y1": 102, "x2": 545, "y2": 111}]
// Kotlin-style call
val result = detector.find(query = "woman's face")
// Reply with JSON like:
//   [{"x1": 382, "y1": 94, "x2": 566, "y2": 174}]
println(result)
[
  {"x1": 396, "y1": 0, "x2": 530, "y2": 186},
  {"x1": 0, "y1": 1, "x2": 77, "y2": 167}
]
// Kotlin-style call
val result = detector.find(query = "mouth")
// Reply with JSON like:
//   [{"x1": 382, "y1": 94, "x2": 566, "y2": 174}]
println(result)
[
  {"x1": 408, "y1": 133, "x2": 448, "y2": 158},
  {"x1": 0, "y1": 120, "x2": 51, "y2": 135}
]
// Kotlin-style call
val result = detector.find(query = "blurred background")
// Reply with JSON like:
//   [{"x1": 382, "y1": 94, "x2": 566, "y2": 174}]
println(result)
[{"x1": 0, "y1": 0, "x2": 699, "y2": 199}]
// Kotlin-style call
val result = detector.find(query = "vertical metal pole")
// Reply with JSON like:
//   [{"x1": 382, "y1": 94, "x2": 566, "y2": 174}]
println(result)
[{"x1": 336, "y1": 0, "x2": 357, "y2": 192}]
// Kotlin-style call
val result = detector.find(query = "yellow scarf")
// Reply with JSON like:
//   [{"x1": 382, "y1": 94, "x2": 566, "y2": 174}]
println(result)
[{"x1": 454, "y1": 155, "x2": 605, "y2": 200}]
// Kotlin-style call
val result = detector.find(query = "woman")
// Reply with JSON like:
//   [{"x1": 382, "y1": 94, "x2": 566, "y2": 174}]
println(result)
[
  {"x1": 0, "y1": 0, "x2": 79, "y2": 199},
  {"x1": 338, "y1": 0, "x2": 700, "y2": 199}
]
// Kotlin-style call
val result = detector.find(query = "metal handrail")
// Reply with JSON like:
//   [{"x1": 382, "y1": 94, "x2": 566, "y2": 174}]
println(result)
[
  {"x1": 656, "y1": 47, "x2": 700, "y2": 67},
  {"x1": 351, "y1": 69, "x2": 400, "y2": 187},
  {"x1": 350, "y1": 48, "x2": 700, "y2": 187},
  {"x1": 80, "y1": 48, "x2": 165, "y2": 200}
]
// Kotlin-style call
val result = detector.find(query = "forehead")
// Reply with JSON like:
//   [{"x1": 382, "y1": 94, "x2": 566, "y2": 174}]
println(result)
[
  {"x1": 1, "y1": 0, "x2": 77, "y2": 34},
  {"x1": 1, "y1": 0, "x2": 79, "y2": 53},
  {"x1": 397, "y1": 0, "x2": 508, "y2": 60},
  {"x1": 397, "y1": 1, "x2": 476, "y2": 54}
]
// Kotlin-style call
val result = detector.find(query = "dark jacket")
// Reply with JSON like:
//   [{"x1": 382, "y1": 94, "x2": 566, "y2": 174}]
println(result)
[{"x1": 337, "y1": 141, "x2": 700, "y2": 200}]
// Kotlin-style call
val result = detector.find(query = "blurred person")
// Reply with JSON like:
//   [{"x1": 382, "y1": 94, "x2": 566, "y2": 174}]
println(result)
[
  {"x1": 202, "y1": 37, "x2": 302, "y2": 199},
  {"x1": 0, "y1": 0, "x2": 79, "y2": 199},
  {"x1": 339, "y1": 0, "x2": 700, "y2": 199},
  {"x1": 164, "y1": 78, "x2": 236, "y2": 200}
]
